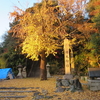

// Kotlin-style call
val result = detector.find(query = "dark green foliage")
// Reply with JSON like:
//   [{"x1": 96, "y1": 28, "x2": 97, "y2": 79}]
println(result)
[
  {"x1": 74, "y1": 52, "x2": 90, "y2": 76},
  {"x1": 47, "y1": 49, "x2": 64, "y2": 75},
  {"x1": 92, "y1": 14, "x2": 100, "y2": 31},
  {"x1": 87, "y1": 33, "x2": 100, "y2": 55},
  {"x1": 0, "y1": 32, "x2": 26, "y2": 76}
]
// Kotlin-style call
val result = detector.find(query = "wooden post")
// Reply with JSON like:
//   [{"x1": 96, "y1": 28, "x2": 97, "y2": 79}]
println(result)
[{"x1": 64, "y1": 38, "x2": 71, "y2": 74}]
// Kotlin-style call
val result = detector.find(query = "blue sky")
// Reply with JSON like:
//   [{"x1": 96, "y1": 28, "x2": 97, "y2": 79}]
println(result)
[{"x1": 0, "y1": 0, "x2": 41, "y2": 43}]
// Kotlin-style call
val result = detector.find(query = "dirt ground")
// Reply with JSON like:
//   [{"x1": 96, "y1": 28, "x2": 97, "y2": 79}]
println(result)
[{"x1": 0, "y1": 76, "x2": 100, "y2": 100}]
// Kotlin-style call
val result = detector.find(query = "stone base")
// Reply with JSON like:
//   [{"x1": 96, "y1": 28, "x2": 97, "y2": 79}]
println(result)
[
  {"x1": 88, "y1": 79, "x2": 100, "y2": 91},
  {"x1": 56, "y1": 77, "x2": 83, "y2": 92}
]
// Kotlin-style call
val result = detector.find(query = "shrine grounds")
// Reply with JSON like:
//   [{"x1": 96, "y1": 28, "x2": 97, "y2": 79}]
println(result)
[{"x1": 0, "y1": 76, "x2": 100, "y2": 100}]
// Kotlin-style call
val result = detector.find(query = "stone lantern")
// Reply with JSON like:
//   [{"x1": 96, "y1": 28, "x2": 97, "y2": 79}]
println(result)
[
  {"x1": 46, "y1": 63, "x2": 51, "y2": 78},
  {"x1": 17, "y1": 63, "x2": 23, "y2": 78}
]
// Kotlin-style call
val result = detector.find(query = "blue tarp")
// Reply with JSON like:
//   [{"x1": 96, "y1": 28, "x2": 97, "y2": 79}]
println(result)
[{"x1": 0, "y1": 68, "x2": 14, "y2": 79}]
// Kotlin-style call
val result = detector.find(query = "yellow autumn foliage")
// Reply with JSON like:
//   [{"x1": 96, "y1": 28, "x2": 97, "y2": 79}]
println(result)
[
  {"x1": 9, "y1": 0, "x2": 87, "y2": 61},
  {"x1": 9, "y1": 1, "x2": 65, "y2": 60}
]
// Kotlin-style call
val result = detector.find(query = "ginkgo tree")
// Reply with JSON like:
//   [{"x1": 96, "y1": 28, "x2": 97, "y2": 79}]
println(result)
[
  {"x1": 9, "y1": 0, "x2": 66, "y2": 80},
  {"x1": 9, "y1": 0, "x2": 87, "y2": 80}
]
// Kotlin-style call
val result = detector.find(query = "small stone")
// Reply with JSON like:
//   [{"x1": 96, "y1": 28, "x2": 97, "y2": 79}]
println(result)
[
  {"x1": 69, "y1": 85, "x2": 75, "y2": 92},
  {"x1": 41, "y1": 89, "x2": 48, "y2": 95},
  {"x1": 56, "y1": 81, "x2": 62, "y2": 87},
  {"x1": 58, "y1": 98, "x2": 61, "y2": 99},
  {"x1": 55, "y1": 87, "x2": 65, "y2": 92},
  {"x1": 33, "y1": 92, "x2": 40, "y2": 96},
  {"x1": 35, "y1": 95, "x2": 44, "y2": 99},
  {"x1": 63, "y1": 74, "x2": 73, "y2": 80},
  {"x1": 69, "y1": 79, "x2": 74, "y2": 85},
  {"x1": 61, "y1": 79, "x2": 70, "y2": 86}
]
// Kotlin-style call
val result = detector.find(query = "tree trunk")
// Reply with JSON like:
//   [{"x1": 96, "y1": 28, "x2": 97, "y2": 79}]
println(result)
[
  {"x1": 40, "y1": 51, "x2": 47, "y2": 80},
  {"x1": 64, "y1": 38, "x2": 71, "y2": 74}
]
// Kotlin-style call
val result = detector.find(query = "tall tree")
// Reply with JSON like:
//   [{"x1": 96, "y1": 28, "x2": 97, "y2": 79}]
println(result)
[
  {"x1": 9, "y1": 0, "x2": 88, "y2": 79},
  {"x1": 9, "y1": 0, "x2": 64, "y2": 80},
  {"x1": 84, "y1": 0, "x2": 100, "y2": 68}
]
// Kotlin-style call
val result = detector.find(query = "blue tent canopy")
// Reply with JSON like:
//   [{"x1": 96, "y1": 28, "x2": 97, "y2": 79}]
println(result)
[{"x1": 0, "y1": 68, "x2": 14, "y2": 79}]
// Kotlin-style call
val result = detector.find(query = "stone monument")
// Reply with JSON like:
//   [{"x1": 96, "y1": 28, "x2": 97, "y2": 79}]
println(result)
[
  {"x1": 88, "y1": 68, "x2": 100, "y2": 91},
  {"x1": 17, "y1": 63, "x2": 23, "y2": 78},
  {"x1": 46, "y1": 63, "x2": 51, "y2": 78},
  {"x1": 56, "y1": 76, "x2": 83, "y2": 92},
  {"x1": 22, "y1": 66, "x2": 27, "y2": 78},
  {"x1": 64, "y1": 38, "x2": 71, "y2": 74}
]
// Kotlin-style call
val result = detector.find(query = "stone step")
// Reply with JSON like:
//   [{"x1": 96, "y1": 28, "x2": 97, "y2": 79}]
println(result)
[
  {"x1": 0, "y1": 87, "x2": 35, "y2": 89},
  {"x1": 0, "y1": 95, "x2": 27, "y2": 98},
  {"x1": 0, "y1": 87, "x2": 39, "y2": 99},
  {"x1": 0, "y1": 90, "x2": 35, "y2": 93}
]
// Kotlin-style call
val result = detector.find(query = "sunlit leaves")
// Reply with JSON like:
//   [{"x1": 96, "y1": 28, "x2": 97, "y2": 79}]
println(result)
[
  {"x1": 87, "y1": 0, "x2": 100, "y2": 31},
  {"x1": 9, "y1": 1, "x2": 64, "y2": 60},
  {"x1": 9, "y1": 0, "x2": 88, "y2": 61},
  {"x1": 22, "y1": 33, "x2": 59, "y2": 60}
]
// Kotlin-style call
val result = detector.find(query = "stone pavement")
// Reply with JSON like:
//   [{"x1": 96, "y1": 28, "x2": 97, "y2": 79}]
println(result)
[
  {"x1": 0, "y1": 87, "x2": 35, "y2": 100},
  {"x1": 0, "y1": 87, "x2": 56, "y2": 100}
]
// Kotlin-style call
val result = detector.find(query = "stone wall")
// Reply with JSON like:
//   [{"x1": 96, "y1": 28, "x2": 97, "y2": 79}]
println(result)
[
  {"x1": 55, "y1": 74, "x2": 83, "y2": 92},
  {"x1": 88, "y1": 79, "x2": 100, "y2": 91}
]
